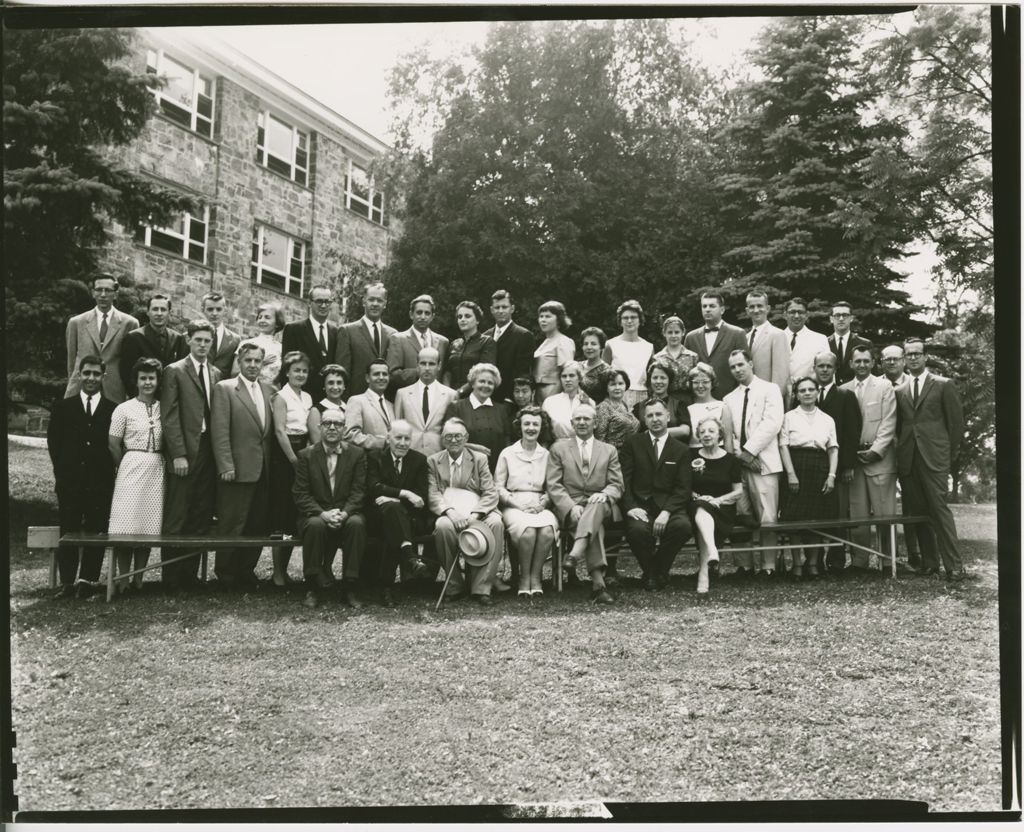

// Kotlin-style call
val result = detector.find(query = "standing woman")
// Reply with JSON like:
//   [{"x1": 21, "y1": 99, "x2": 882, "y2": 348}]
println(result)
[
  {"x1": 542, "y1": 361, "x2": 593, "y2": 440},
  {"x1": 634, "y1": 361, "x2": 691, "y2": 444},
  {"x1": 533, "y1": 300, "x2": 575, "y2": 404},
  {"x1": 603, "y1": 300, "x2": 654, "y2": 411},
  {"x1": 594, "y1": 369, "x2": 640, "y2": 450},
  {"x1": 107, "y1": 357, "x2": 165, "y2": 594},
  {"x1": 270, "y1": 350, "x2": 313, "y2": 586},
  {"x1": 495, "y1": 405, "x2": 559, "y2": 598},
  {"x1": 652, "y1": 315, "x2": 699, "y2": 396},
  {"x1": 779, "y1": 376, "x2": 838, "y2": 580},
  {"x1": 686, "y1": 363, "x2": 734, "y2": 455},
  {"x1": 579, "y1": 327, "x2": 612, "y2": 402},
  {"x1": 233, "y1": 302, "x2": 284, "y2": 385},
  {"x1": 307, "y1": 364, "x2": 348, "y2": 439},
  {"x1": 443, "y1": 301, "x2": 496, "y2": 396}
]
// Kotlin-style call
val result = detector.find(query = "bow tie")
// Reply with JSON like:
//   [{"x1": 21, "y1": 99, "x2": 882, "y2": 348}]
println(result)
[{"x1": 704, "y1": 326, "x2": 719, "y2": 333}]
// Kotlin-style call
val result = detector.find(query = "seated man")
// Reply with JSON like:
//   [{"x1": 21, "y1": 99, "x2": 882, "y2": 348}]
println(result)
[
  {"x1": 620, "y1": 398, "x2": 693, "y2": 591},
  {"x1": 292, "y1": 407, "x2": 367, "y2": 608},
  {"x1": 546, "y1": 403, "x2": 624, "y2": 604},
  {"x1": 427, "y1": 417, "x2": 504, "y2": 606},
  {"x1": 366, "y1": 419, "x2": 433, "y2": 606}
]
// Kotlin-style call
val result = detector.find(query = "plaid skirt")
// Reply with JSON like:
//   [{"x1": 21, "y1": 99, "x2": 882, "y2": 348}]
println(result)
[{"x1": 780, "y1": 446, "x2": 835, "y2": 522}]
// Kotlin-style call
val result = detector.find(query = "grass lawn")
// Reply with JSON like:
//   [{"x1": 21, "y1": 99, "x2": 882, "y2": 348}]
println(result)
[{"x1": 8, "y1": 441, "x2": 1003, "y2": 813}]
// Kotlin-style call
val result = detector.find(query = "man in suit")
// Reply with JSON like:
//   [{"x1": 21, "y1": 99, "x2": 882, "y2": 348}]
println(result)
[
  {"x1": 201, "y1": 292, "x2": 241, "y2": 380},
  {"x1": 335, "y1": 281, "x2": 396, "y2": 398},
  {"x1": 65, "y1": 272, "x2": 140, "y2": 403},
  {"x1": 483, "y1": 289, "x2": 535, "y2": 402},
  {"x1": 895, "y1": 338, "x2": 966, "y2": 581},
  {"x1": 346, "y1": 358, "x2": 395, "y2": 451},
  {"x1": 814, "y1": 350, "x2": 863, "y2": 573},
  {"x1": 724, "y1": 350, "x2": 784, "y2": 578},
  {"x1": 841, "y1": 345, "x2": 897, "y2": 569},
  {"x1": 161, "y1": 319, "x2": 221, "y2": 592},
  {"x1": 120, "y1": 293, "x2": 188, "y2": 397},
  {"x1": 784, "y1": 296, "x2": 830, "y2": 385},
  {"x1": 394, "y1": 347, "x2": 459, "y2": 455},
  {"x1": 880, "y1": 342, "x2": 921, "y2": 566},
  {"x1": 293, "y1": 407, "x2": 368, "y2": 607},
  {"x1": 546, "y1": 403, "x2": 624, "y2": 604},
  {"x1": 47, "y1": 355, "x2": 116, "y2": 599},
  {"x1": 386, "y1": 294, "x2": 450, "y2": 393},
  {"x1": 281, "y1": 283, "x2": 338, "y2": 403},
  {"x1": 682, "y1": 291, "x2": 748, "y2": 397},
  {"x1": 210, "y1": 341, "x2": 275, "y2": 590},
  {"x1": 366, "y1": 419, "x2": 432, "y2": 605},
  {"x1": 621, "y1": 398, "x2": 693, "y2": 590},
  {"x1": 827, "y1": 301, "x2": 872, "y2": 385},
  {"x1": 427, "y1": 417, "x2": 504, "y2": 606},
  {"x1": 745, "y1": 289, "x2": 791, "y2": 402}
]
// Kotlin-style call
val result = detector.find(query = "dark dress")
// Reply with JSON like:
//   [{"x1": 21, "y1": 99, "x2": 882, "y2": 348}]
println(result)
[
  {"x1": 444, "y1": 397, "x2": 513, "y2": 471},
  {"x1": 632, "y1": 394, "x2": 692, "y2": 434},
  {"x1": 445, "y1": 332, "x2": 498, "y2": 394},
  {"x1": 689, "y1": 451, "x2": 742, "y2": 543}
]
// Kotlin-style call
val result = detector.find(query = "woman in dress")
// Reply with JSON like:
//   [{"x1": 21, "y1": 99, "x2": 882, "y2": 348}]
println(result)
[
  {"x1": 107, "y1": 357, "x2": 165, "y2": 595},
  {"x1": 443, "y1": 363, "x2": 513, "y2": 471},
  {"x1": 270, "y1": 350, "x2": 313, "y2": 587},
  {"x1": 232, "y1": 302, "x2": 284, "y2": 385},
  {"x1": 495, "y1": 405, "x2": 558, "y2": 598},
  {"x1": 579, "y1": 326, "x2": 611, "y2": 402},
  {"x1": 594, "y1": 369, "x2": 640, "y2": 450},
  {"x1": 685, "y1": 362, "x2": 734, "y2": 455},
  {"x1": 541, "y1": 361, "x2": 593, "y2": 440},
  {"x1": 779, "y1": 376, "x2": 838, "y2": 580},
  {"x1": 443, "y1": 300, "x2": 496, "y2": 395},
  {"x1": 306, "y1": 363, "x2": 348, "y2": 439},
  {"x1": 651, "y1": 315, "x2": 699, "y2": 396},
  {"x1": 633, "y1": 361, "x2": 691, "y2": 444},
  {"x1": 690, "y1": 417, "x2": 744, "y2": 600},
  {"x1": 533, "y1": 300, "x2": 575, "y2": 404},
  {"x1": 603, "y1": 300, "x2": 654, "y2": 411}
]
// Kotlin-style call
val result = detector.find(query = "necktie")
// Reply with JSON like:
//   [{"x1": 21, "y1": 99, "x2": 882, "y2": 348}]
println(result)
[
  {"x1": 422, "y1": 384, "x2": 430, "y2": 421},
  {"x1": 85, "y1": 395, "x2": 93, "y2": 418},
  {"x1": 913, "y1": 377, "x2": 919, "y2": 405},
  {"x1": 379, "y1": 395, "x2": 391, "y2": 427},
  {"x1": 740, "y1": 387, "x2": 749, "y2": 447},
  {"x1": 790, "y1": 330, "x2": 797, "y2": 350},
  {"x1": 837, "y1": 337, "x2": 844, "y2": 362},
  {"x1": 748, "y1": 327, "x2": 756, "y2": 350},
  {"x1": 211, "y1": 329, "x2": 218, "y2": 360},
  {"x1": 395, "y1": 456, "x2": 402, "y2": 476},
  {"x1": 580, "y1": 440, "x2": 590, "y2": 476},
  {"x1": 652, "y1": 435, "x2": 660, "y2": 460},
  {"x1": 818, "y1": 388, "x2": 825, "y2": 406},
  {"x1": 198, "y1": 362, "x2": 210, "y2": 423},
  {"x1": 327, "y1": 451, "x2": 337, "y2": 492},
  {"x1": 250, "y1": 382, "x2": 265, "y2": 428},
  {"x1": 855, "y1": 381, "x2": 864, "y2": 404},
  {"x1": 704, "y1": 326, "x2": 719, "y2": 333},
  {"x1": 373, "y1": 322, "x2": 381, "y2": 356},
  {"x1": 99, "y1": 313, "x2": 109, "y2": 345},
  {"x1": 421, "y1": 331, "x2": 429, "y2": 350},
  {"x1": 318, "y1": 324, "x2": 327, "y2": 356}
]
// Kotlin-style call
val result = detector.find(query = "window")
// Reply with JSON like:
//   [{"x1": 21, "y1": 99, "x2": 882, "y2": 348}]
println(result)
[
  {"x1": 251, "y1": 225, "x2": 306, "y2": 296},
  {"x1": 145, "y1": 49, "x2": 214, "y2": 138},
  {"x1": 136, "y1": 207, "x2": 209, "y2": 265},
  {"x1": 256, "y1": 112, "x2": 308, "y2": 186},
  {"x1": 345, "y1": 160, "x2": 385, "y2": 225}
]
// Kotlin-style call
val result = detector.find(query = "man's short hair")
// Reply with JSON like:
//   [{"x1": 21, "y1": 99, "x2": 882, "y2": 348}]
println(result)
[
  {"x1": 147, "y1": 293, "x2": 172, "y2": 310},
  {"x1": 850, "y1": 344, "x2": 873, "y2": 360},
  {"x1": 728, "y1": 349, "x2": 753, "y2": 363},
  {"x1": 409, "y1": 294, "x2": 435, "y2": 312},
  {"x1": 237, "y1": 341, "x2": 266, "y2": 359},
  {"x1": 642, "y1": 397, "x2": 670, "y2": 415},
  {"x1": 389, "y1": 419, "x2": 413, "y2": 436},
  {"x1": 443, "y1": 417, "x2": 469, "y2": 434},
  {"x1": 814, "y1": 351, "x2": 838, "y2": 367},
  {"x1": 418, "y1": 346, "x2": 440, "y2": 363},
  {"x1": 201, "y1": 292, "x2": 224, "y2": 306},
  {"x1": 79, "y1": 355, "x2": 105, "y2": 373},
  {"x1": 746, "y1": 288, "x2": 770, "y2": 304},
  {"x1": 903, "y1": 337, "x2": 927, "y2": 353},
  {"x1": 701, "y1": 290, "x2": 726, "y2": 306},
  {"x1": 882, "y1": 343, "x2": 905, "y2": 357},
  {"x1": 831, "y1": 300, "x2": 852, "y2": 314},
  {"x1": 491, "y1": 289, "x2": 513, "y2": 305},
  {"x1": 307, "y1": 283, "x2": 333, "y2": 299},
  {"x1": 363, "y1": 281, "x2": 387, "y2": 297},
  {"x1": 786, "y1": 297, "x2": 808, "y2": 312},
  {"x1": 366, "y1": 358, "x2": 390, "y2": 376},
  {"x1": 573, "y1": 403, "x2": 597, "y2": 419},
  {"x1": 186, "y1": 319, "x2": 215, "y2": 337},
  {"x1": 90, "y1": 272, "x2": 118, "y2": 289}
]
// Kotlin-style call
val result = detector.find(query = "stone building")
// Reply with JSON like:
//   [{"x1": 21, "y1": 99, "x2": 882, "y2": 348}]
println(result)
[{"x1": 101, "y1": 28, "x2": 393, "y2": 330}]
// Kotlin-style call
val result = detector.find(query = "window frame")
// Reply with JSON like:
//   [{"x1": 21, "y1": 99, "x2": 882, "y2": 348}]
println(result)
[
  {"x1": 345, "y1": 159, "x2": 385, "y2": 225},
  {"x1": 250, "y1": 224, "x2": 307, "y2": 298},
  {"x1": 256, "y1": 110, "x2": 309, "y2": 186},
  {"x1": 137, "y1": 205, "x2": 210, "y2": 266},
  {"x1": 145, "y1": 48, "x2": 215, "y2": 138}
]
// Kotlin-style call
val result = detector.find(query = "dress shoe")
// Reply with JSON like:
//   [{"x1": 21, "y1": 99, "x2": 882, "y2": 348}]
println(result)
[
  {"x1": 380, "y1": 587, "x2": 396, "y2": 607},
  {"x1": 917, "y1": 566, "x2": 940, "y2": 577},
  {"x1": 707, "y1": 560, "x2": 720, "y2": 580},
  {"x1": 53, "y1": 584, "x2": 75, "y2": 600},
  {"x1": 473, "y1": 593, "x2": 493, "y2": 607},
  {"x1": 946, "y1": 570, "x2": 966, "y2": 583},
  {"x1": 590, "y1": 587, "x2": 615, "y2": 605},
  {"x1": 643, "y1": 576, "x2": 658, "y2": 592},
  {"x1": 732, "y1": 567, "x2": 752, "y2": 581},
  {"x1": 908, "y1": 553, "x2": 922, "y2": 569},
  {"x1": 75, "y1": 581, "x2": 98, "y2": 599},
  {"x1": 302, "y1": 590, "x2": 319, "y2": 608},
  {"x1": 340, "y1": 587, "x2": 364, "y2": 609},
  {"x1": 563, "y1": 553, "x2": 578, "y2": 571},
  {"x1": 442, "y1": 591, "x2": 467, "y2": 603},
  {"x1": 655, "y1": 573, "x2": 670, "y2": 590},
  {"x1": 493, "y1": 577, "x2": 512, "y2": 593}
]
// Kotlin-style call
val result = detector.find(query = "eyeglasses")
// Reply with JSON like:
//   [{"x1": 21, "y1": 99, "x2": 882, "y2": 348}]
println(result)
[
  {"x1": 322, "y1": 422, "x2": 345, "y2": 428},
  {"x1": 442, "y1": 433, "x2": 466, "y2": 441},
  {"x1": 831, "y1": 313, "x2": 851, "y2": 319},
  {"x1": 93, "y1": 287, "x2": 115, "y2": 294}
]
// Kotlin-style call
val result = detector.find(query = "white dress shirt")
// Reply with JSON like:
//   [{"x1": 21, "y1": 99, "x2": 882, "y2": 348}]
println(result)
[
  {"x1": 786, "y1": 326, "x2": 830, "y2": 382},
  {"x1": 188, "y1": 354, "x2": 211, "y2": 432},
  {"x1": 80, "y1": 391, "x2": 98, "y2": 415}
]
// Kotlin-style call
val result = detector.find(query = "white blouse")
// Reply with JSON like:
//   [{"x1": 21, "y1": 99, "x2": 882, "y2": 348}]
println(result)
[
  {"x1": 543, "y1": 391, "x2": 592, "y2": 439},
  {"x1": 779, "y1": 407, "x2": 838, "y2": 451},
  {"x1": 278, "y1": 385, "x2": 312, "y2": 435},
  {"x1": 605, "y1": 335, "x2": 654, "y2": 391}
]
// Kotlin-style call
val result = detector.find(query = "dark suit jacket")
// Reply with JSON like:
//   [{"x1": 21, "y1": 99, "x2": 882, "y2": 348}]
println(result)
[
  {"x1": 619, "y1": 432, "x2": 692, "y2": 515},
  {"x1": 120, "y1": 325, "x2": 188, "y2": 397},
  {"x1": 335, "y1": 319, "x2": 396, "y2": 398},
  {"x1": 682, "y1": 322, "x2": 748, "y2": 397},
  {"x1": 282, "y1": 318, "x2": 339, "y2": 402},
  {"x1": 161, "y1": 357, "x2": 221, "y2": 465},
  {"x1": 208, "y1": 327, "x2": 241, "y2": 380},
  {"x1": 828, "y1": 333, "x2": 872, "y2": 385},
  {"x1": 895, "y1": 373, "x2": 964, "y2": 476},
  {"x1": 293, "y1": 443, "x2": 367, "y2": 526},
  {"x1": 210, "y1": 377, "x2": 275, "y2": 481},
  {"x1": 385, "y1": 328, "x2": 451, "y2": 391},
  {"x1": 819, "y1": 384, "x2": 863, "y2": 474},
  {"x1": 482, "y1": 321, "x2": 535, "y2": 401},
  {"x1": 367, "y1": 447, "x2": 429, "y2": 503},
  {"x1": 47, "y1": 394, "x2": 117, "y2": 496}
]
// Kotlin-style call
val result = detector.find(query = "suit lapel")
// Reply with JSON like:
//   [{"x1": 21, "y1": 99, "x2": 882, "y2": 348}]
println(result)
[
  {"x1": 915, "y1": 376, "x2": 935, "y2": 410},
  {"x1": 85, "y1": 313, "x2": 102, "y2": 353},
  {"x1": 233, "y1": 378, "x2": 262, "y2": 429},
  {"x1": 354, "y1": 320, "x2": 376, "y2": 355}
]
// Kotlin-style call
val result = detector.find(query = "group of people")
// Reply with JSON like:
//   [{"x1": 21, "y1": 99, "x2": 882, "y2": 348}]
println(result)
[{"x1": 49, "y1": 273, "x2": 967, "y2": 608}]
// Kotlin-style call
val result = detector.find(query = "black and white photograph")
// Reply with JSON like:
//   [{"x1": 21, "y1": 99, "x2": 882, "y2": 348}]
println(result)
[{"x1": 4, "y1": 1, "x2": 1018, "y2": 822}]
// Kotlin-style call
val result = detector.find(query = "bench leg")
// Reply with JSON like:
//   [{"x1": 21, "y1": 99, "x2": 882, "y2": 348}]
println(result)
[
  {"x1": 201, "y1": 550, "x2": 208, "y2": 582},
  {"x1": 49, "y1": 549, "x2": 57, "y2": 589},
  {"x1": 890, "y1": 524, "x2": 897, "y2": 577},
  {"x1": 555, "y1": 535, "x2": 563, "y2": 593},
  {"x1": 106, "y1": 548, "x2": 115, "y2": 603}
]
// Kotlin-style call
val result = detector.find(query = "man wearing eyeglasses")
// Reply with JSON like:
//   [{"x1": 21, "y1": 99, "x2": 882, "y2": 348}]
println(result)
[
  {"x1": 293, "y1": 408, "x2": 367, "y2": 608},
  {"x1": 894, "y1": 338, "x2": 966, "y2": 582},
  {"x1": 282, "y1": 284, "x2": 338, "y2": 403},
  {"x1": 827, "y1": 301, "x2": 872, "y2": 386},
  {"x1": 880, "y1": 344, "x2": 912, "y2": 388}
]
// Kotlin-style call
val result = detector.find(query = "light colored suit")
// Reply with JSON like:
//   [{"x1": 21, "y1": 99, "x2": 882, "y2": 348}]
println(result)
[
  {"x1": 748, "y1": 322, "x2": 791, "y2": 401},
  {"x1": 427, "y1": 449, "x2": 503, "y2": 596},
  {"x1": 785, "y1": 326, "x2": 830, "y2": 386},
  {"x1": 335, "y1": 318, "x2": 397, "y2": 397},
  {"x1": 395, "y1": 381, "x2": 459, "y2": 455},
  {"x1": 546, "y1": 437, "x2": 623, "y2": 572},
  {"x1": 65, "y1": 306, "x2": 140, "y2": 403},
  {"x1": 841, "y1": 373, "x2": 897, "y2": 564},
  {"x1": 386, "y1": 327, "x2": 450, "y2": 390},
  {"x1": 345, "y1": 389, "x2": 395, "y2": 451}
]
